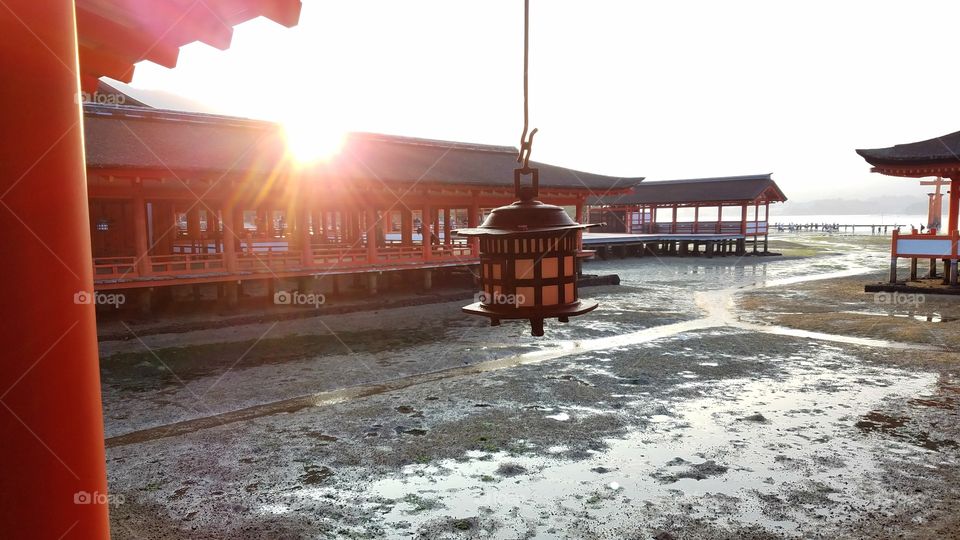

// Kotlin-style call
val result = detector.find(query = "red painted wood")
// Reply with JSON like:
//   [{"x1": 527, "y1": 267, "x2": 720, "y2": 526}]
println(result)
[
  {"x1": 0, "y1": 1, "x2": 110, "y2": 537},
  {"x1": 949, "y1": 179, "x2": 959, "y2": 234}
]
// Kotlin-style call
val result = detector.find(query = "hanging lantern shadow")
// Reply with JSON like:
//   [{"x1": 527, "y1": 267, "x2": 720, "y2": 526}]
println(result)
[{"x1": 454, "y1": 168, "x2": 598, "y2": 336}]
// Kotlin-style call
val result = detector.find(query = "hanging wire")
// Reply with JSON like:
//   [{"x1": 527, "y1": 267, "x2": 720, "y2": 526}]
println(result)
[{"x1": 517, "y1": 0, "x2": 538, "y2": 171}]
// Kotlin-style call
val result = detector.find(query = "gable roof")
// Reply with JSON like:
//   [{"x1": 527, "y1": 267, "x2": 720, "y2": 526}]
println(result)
[
  {"x1": 83, "y1": 104, "x2": 643, "y2": 192},
  {"x1": 588, "y1": 174, "x2": 787, "y2": 206}
]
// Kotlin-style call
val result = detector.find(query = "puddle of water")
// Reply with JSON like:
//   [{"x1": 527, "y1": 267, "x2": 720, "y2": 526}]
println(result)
[
  {"x1": 302, "y1": 349, "x2": 936, "y2": 537},
  {"x1": 839, "y1": 310, "x2": 956, "y2": 323}
]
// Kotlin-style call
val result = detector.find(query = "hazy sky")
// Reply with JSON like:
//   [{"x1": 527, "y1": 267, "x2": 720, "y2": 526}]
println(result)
[{"x1": 117, "y1": 0, "x2": 960, "y2": 203}]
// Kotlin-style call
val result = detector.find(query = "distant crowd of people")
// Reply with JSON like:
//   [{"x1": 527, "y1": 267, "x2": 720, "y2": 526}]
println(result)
[
  {"x1": 775, "y1": 223, "x2": 842, "y2": 233},
  {"x1": 774, "y1": 223, "x2": 902, "y2": 234}
]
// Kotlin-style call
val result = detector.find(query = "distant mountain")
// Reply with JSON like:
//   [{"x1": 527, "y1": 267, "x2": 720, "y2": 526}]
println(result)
[{"x1": 779, "y1": 196, "x2": 936, "y2": 216}]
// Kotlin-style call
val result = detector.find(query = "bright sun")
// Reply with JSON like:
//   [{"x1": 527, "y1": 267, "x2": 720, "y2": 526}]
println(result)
[{"x1": 282, "y1": 116, "x2": 346, "y2": 165}]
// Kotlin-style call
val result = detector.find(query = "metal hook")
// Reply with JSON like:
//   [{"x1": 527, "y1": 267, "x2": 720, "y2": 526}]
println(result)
[{"x1": 518, "y1": 127, "x2": 538, "y2": 171}]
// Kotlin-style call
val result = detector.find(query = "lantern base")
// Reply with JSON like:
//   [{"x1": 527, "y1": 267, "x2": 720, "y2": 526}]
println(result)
[{"x1": 462, "y1": 300, "x2": 598, "y2": 337}]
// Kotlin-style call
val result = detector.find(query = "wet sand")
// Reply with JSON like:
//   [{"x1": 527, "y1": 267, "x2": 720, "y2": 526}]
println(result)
[{"x1": 102, "y1": 234, "x2": 960, "y2": 539}]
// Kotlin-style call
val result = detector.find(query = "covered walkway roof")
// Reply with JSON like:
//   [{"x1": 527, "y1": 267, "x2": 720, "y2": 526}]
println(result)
[
  {"x1": 84, "y1": 104, "x2": 643, "y2": 192},
  {"x1": 588, "y1": 174, "x2": 787, "y2": 207}
]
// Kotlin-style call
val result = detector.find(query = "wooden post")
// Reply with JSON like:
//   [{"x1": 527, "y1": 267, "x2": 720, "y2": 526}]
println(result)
[
  {"x1": 929, "y1": 258, "x2": 937, "y2": 278},
  {"x1": 422, "y1": 205, "x2": 432, "y2": 260},
  {"x1": 763, "y1": 202, "x2": 770, "y2": 252},
  {"x1": 909, "y1": 257, "x2": 918, "y2": 281},
  {"x1": 889, "y1": 257, "x2": 898, "y2": 283},
  {"x1": 0, "y1": 1, "x2": 110, "y2": 535},
  {"x1": 366, "y1": 207, "x2": 378, "y2": 264},
  {"x1": 187, "y1": 206, "x2": 201, "y2": 252},
  {"x1": 256, "y1": 207, "x2": 268, "y2": 237},
  {"x1": 950, "y1": 177, "x2": 960, "y2": 234},
  {"x1": 351, "y1": 211, "x2": 362, "y2": 245},
  {"x1": 132, "y1": 184, "x2": 150, "y2": 276},
  {"x1": 443, "y1": 207, "x2": 452, "y2": 245},
  {"x1": 297, "y1": 204, "x2": 312, "y2": 267},
  {"x1": 693, "y1": 205, "x2": 699, "y2": 233},
  {"x1": 716, "y1": 205, "x2": 723, "y2": 233},
  {"x1": 222, "y1": 204, "x2": 238, "y2": 273},
  {"x1": 401, "y1": 208, "x2": 413, "y2": 246},
  {"x1": 468, "y1": 195, "x2": 480, "y2": 257},
  {"x1": 952, "y1": 259, "x2": 959, "y2": 287},
  {"x1": 671, "y1": 206, "x2": 677, "y2": 234}
]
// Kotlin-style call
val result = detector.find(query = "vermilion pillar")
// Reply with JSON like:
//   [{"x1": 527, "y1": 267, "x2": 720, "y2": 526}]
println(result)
[
  {"x1": 132, "y1": 183, "x2": 150, "y2": 276},
  {"x1": 0, "y1": 1, "x2": 111, "y2": 538},
  {"x1": 949, "y1": 178, "x2": 959, "y2": 234},
  {"x1": 422, "y1": 205, "x2": 433, "y2": 260},
  {"x1": 366, "y1": 207, "x2": 379, "y2": 263},
  {"x1": 296, "y1": 203, "x2": 312, "y2": 266}
]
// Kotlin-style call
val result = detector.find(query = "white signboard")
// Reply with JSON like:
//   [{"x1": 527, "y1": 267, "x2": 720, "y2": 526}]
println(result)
[{"x1": 896, "y1": 238, "x2": 953, "y2": 257}]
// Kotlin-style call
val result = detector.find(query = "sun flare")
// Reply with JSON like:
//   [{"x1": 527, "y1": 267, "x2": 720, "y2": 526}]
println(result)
[{"x1": 282, "y1": 117, "x2": 345, "y2": 165}]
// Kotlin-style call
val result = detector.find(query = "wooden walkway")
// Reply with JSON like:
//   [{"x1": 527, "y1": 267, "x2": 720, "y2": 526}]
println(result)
[{"x1": 582, "y1": 232, "x2": 769, "y2": 258}]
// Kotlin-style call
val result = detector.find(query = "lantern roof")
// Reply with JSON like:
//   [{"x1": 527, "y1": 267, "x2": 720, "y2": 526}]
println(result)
[{"x1": 455, "y1": 199, "x2": 592, "y2": 237}]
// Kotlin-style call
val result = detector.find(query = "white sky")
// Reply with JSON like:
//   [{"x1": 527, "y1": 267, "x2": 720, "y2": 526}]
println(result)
[{"x1": 121, "y1": 0, "x2": 960, "y2": 202}]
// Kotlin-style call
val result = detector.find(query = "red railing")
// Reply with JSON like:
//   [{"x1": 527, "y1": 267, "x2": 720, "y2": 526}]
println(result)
[
  {"x1": 431, "y1": 244, "x2": 475, "y2": 258},
  {"x1": 648, "y1": 221, "x2": 767, "y2": 235},
  {"x1": 375, "y1": 246, "x2": 424, "y2": 262},
  {"x1": 237, "y1": 250, "x2": 303, "y2": 271},
  {"x1": 310, "y1": 246, "x2": 369, "y2": 266},
  {"x1": 93, "y1": 256, "x2": 138, "y2": 278},
  {"x1": 149, "y1": 253, "x2": 225, "y2": 275},
  {"x1": 95, "y1": 241, "x2": 482, "y2": 285}
]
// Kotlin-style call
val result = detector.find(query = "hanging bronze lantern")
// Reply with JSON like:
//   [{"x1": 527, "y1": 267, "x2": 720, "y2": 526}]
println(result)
[
  {"x1": 455, "y1": 168, "x2": 598, "y2": 336},
  {"x1": 456, "y1": 0, "x2": 598, "y2": 336}
]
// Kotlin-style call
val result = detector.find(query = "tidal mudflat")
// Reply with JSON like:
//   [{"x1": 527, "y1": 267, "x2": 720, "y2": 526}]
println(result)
[{"x1": 102, "y1": 235, "x2": 960, "y2": 539}]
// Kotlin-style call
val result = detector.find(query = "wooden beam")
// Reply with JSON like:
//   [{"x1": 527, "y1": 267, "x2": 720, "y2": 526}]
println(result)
[
  {"x1": 78, "y1": 44, "x2": 135, "y2": 83},
  {"x1": 75, "y1": 7, "x2": 179, "y2": 68}
]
